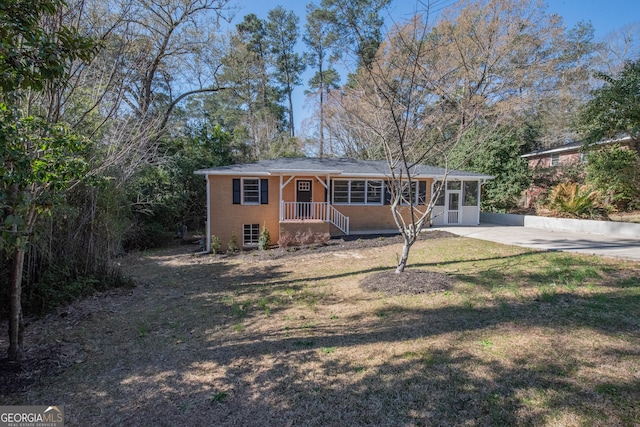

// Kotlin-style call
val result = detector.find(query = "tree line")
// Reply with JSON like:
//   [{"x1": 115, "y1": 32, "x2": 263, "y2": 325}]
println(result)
[{"x1": 1, "y1": 0, "x2": 639, "y2": 360}]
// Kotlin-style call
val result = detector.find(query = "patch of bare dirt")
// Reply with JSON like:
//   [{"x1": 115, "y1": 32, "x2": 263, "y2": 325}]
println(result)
[
  {"x1": 233, "y1": 229, "x2": 457, "y2": 261},
  {"x1": 0, "y1": 342, "x2": 86, "y2": 395},
  {"x1": 361, "y1": 270, "x2": 456, "y2": 295},
  {"x1": 0, "y1": 286, "x2": 134, "y2": 396}
]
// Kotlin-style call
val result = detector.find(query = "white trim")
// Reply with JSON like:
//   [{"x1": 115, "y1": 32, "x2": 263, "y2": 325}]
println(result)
[
  {"x1": 241, "y1": 177, "x2": 260, "y2": 205},
  {"x1": 206, "y1": 176, "x2": 211, "y2": 253},
  {"x1": 314, "y1": 175, "x2": 329, "y2": 190},
  {"x1": 269, "y1": 168, "x2": 343, "y2": 175},
  {"x1": 331, "y1": 178, "x2": 384, "y2": 206},
  {"x1": 242, "y1": 223, "x2": 260, "y2": 247},
  {"x1": 195, "y1": 171, "x2": 271, "y2": 176},
  {"x1": 279, "y1": 175, "x2": 283, "y2": 221},
  {"x1": 195, "y1": 170, "x2": 493, "y2": 180}
]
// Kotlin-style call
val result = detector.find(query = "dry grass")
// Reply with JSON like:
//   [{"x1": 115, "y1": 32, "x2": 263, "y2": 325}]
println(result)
[
  {"x1": 2, "y1": 234, "x2": 640, "y2": 426},
  {"x1": 610, "y1": 211, "x2": 640, "y2": 224}
]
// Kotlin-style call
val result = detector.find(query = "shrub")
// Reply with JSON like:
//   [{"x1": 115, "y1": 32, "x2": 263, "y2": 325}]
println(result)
[
  {"x1": 227, "y1": 233, "x2": 239, "y2": 253},
  {"x1": 277, "y1": 231, "x2": 295, "y2": 248},
  {"x1": 545, "y1": 182, "x2": 599, "y2": 218},
  {"x1": 258, "y1": 225, "x2": 271, "y2": 251},
  {"x1": 279, "y1": 229, "x2": 330, "y2": 248},
  {"x1": 210, "y1": 235, "x2": 221, "y2": 253},
  {"x1": 585, "y1": 145, "x2": 640, "y2": 210}
]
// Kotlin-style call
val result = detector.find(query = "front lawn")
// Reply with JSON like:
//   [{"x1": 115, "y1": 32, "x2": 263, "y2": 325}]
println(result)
[{"x1": 3, "y1": 233, "x2": 639, "y2": 426}]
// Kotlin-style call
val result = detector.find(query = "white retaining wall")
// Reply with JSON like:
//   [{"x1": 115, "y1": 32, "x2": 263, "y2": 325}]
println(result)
[{"x1": 480, "y1": 212, "x2": 640, "y2": 238}]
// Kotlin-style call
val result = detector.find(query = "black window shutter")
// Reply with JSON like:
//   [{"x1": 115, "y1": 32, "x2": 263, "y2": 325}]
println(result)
[
  {"x1": 260, "y1": 179, "x2": 269, "y2": 204},
  {"x1": 232, "y1": 179, "x2": 241, "y2": 204},
  {"x1": 419, "y1": 181, "x2": 427, "y2": 204}
]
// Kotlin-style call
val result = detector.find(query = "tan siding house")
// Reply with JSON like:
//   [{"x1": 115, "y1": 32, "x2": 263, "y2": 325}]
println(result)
[{"x1": 196, "y1": 158, "x2": 492, "y2": 252}]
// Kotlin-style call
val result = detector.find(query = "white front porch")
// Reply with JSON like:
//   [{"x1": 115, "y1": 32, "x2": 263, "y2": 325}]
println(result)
[{"x1": 280, "y1": 201, "x2": 350, "y2": 235}]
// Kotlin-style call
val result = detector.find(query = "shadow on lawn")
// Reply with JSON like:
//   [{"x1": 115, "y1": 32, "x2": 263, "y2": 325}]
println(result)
[
  {"x1": 6, "y1": 246, "x2": 640, "y2": 426},
  {"x1": 72, "y1": 286, "x2": 639, "y2": 426}
]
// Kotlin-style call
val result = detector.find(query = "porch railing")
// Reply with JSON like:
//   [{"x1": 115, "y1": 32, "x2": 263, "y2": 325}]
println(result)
[
  {"x1": 281, "y1": 202, "x2": 327, "y2": 221},
  {"x1": 280, "y1": 202, "x2": 349, "y2": 235},
  {"x1": 329, "y1": 206, "x2": 349, "y2": 235}
]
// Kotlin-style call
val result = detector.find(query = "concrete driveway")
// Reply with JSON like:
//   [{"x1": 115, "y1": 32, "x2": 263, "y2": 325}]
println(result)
[{"x1": 439, "y1": 224, "x2": 640, "y2": 261}]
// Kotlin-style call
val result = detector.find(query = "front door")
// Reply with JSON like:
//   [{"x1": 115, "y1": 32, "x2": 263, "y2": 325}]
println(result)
[
  {"x1": 445, "y1": 181, "x2": 462, "y2": 225},
  {"x1": 296, "y1": 180, "x2": 312, "y2": 218},
  {"x1": 446, "y1": 191, "x2": 461, "y2": 224}
]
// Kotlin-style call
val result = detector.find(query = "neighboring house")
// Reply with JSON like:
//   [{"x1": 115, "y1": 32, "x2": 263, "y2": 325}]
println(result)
[
  {"x1": 195, "y1": 158, "x2": 493, "y2": 252},
  {"x1": 521, "y1": 136, "x2": 636, "y2": 169}
]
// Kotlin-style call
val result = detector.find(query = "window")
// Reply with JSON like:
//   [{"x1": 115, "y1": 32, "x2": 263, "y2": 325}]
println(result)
[
  {"x1": 385, "y1": 181, "x2": 422, "y2": 205},
  {"x1": 332, "y1": 179, "x2": 383, "y2": 205},
  {"x1": 463, "y1": 181, "x2": 479, "y2": 206},
  {"x1": 242, "y1": 178, "x2": 260, "y2": 204},
  {"x1": 233, "y1": 178, "x2": 268, "y2": 205},
  {"x1": 333, "y1": 180, "x2": 349, "y2": 203},
  {"x1": 400, "y1": 181, "x2": 418, "y2": 205},
  {"x1": 298, "y1": 181, "x2": 310, "y2": 192},
  {"x1": 243, "y1": 224, "x2": 259, "y2": 246},
  {"x1": 434, "y1": 181, "x2": 477, "y2": 206},
  {"x1": 447, "y1": 181, "x2": 461, "y2": 191},
  {"x1": 550, "y1": 153, "x2": 560, "y2": 166},
  {"x1": 367, "y1": 181, "x2": 383, "y2": 204},
  {"x1": 350, "y1": 180, "x2": 366, "y2": 203}
]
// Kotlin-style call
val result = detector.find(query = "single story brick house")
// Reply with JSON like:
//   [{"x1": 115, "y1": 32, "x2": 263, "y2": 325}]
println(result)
[{"x1": 195, "y1": 158, "x2": 493, "y2": 252}]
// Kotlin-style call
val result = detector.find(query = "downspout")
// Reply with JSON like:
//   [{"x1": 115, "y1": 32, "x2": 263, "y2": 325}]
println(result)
[
  {"x1": 279, "y1": 175, "x2": 283, "y2": 221},
  {"x1": 206, "y1": 175, "x2": 211, "y2": 252}
]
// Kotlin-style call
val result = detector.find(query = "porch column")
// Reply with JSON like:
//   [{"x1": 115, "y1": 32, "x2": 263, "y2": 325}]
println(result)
[{"x1": 326, "y1": 174, "x2": 330, "y2": 221}]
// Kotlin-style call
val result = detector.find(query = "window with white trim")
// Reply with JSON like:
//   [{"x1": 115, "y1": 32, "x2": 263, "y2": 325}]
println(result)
[
  {"x1": 399, "y1": 181, "x2": 418, "y2": 205},
  {"x1": 243, "y1": 224, "x2": 260, "y2": 246},
  {"x1": 297, "y1": 181, "x2": 311, "y2": 192},
  {"x1": 367, "y1": 180, "x2": 383, "y2": 204},
  {"x1": 242, "y1": 178, "x2": 260, "y2": 204},
  {"x1": 332, "y1": 179, "x2": 383, "y2": 205}
]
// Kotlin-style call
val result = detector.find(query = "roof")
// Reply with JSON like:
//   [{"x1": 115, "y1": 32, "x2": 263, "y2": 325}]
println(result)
[
  {"x1": 195, "y1": 157, "x2": 493, "y2": 180},
  {"x1": 521, "y1": 136, "x2": 633, "y2": 158}
]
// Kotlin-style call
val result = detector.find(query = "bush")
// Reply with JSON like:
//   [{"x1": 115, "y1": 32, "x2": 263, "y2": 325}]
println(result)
[
  {"x1": 545, "y1": 182, "x2": 600, "y2": 218},
  {"x1": 277, "y1": 231, "x2": 295, "y2": 248},
  {"x1": 258, "y1": 225, "x2": 271, "y2": 251},
  {"x1": 278, "y1": 229, "x2": 330, "y2": 248},
  {"x1": 210, "y1": 235, "x2": 221, "y2": 253},
  {"x1": 585, "y1": 145, "x2": 640, "y2": 210},
  {"x1": 227, "y1": 233, "x2": 239, "y2": 253}
]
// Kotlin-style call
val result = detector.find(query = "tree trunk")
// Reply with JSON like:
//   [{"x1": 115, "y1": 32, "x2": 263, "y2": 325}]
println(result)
[
  {"x1": 396, "y1": 239, "x2": 411, "y2": 273},
  {"x1": 8, "y1": 246, "x2": 25, "y2": 361}
]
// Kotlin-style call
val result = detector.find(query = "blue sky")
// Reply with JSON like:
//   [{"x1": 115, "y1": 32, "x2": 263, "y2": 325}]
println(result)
[
  {"x1": 228, "y1": 0, "x2": 640, "y2": 137},
  {"x1": 233, "y1": 0, "x2": 640, "y2": 35}
]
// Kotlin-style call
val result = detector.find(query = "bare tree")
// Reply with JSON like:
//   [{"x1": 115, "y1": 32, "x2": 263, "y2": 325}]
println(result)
[
  {"x1": 338, "y1": 0, "x2": 566, "y2": 272},
  {"x1": 596, "y1": 22, "x2": 640, "y2": 75}
]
